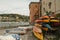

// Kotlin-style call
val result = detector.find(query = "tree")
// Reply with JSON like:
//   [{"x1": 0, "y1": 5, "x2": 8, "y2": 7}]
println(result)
[{"x1": 56, "y1": 13, "x2": 60, "y2": 20}]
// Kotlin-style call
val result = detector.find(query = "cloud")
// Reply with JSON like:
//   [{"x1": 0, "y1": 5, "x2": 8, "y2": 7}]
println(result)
[{"x1": 0, "y1": 0, "x2": 39, "y2": 16}]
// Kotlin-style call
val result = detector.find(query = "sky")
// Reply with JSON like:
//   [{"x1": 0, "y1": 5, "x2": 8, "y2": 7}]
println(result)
[{"x1": 0, "y1": 0, "x2": 39, "y2": 16}]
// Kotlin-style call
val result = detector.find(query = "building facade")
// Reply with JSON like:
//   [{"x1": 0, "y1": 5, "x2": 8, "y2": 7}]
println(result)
[
  {"x1": 42, "y1": 0, "x2": 60, "y2": 16},
  {"x1": 56, "y1": 0, "x2": 60, "y2": 14},
  {"x1": 29, "y1": 2, "x2": 40, "y2": 24},
  {"x1": 42, "y1": 0, "x2": 55, "y2": 16}
]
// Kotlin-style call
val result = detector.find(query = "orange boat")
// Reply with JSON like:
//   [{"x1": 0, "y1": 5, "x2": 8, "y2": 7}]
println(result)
[{"x1": 33, "y1": 16, "x2": 60, "y2": 40}]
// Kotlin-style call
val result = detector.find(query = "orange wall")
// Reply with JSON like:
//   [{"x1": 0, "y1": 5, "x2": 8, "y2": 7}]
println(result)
[{"x1": 29, "y1": 2, "x2": 40, "y2": 24}]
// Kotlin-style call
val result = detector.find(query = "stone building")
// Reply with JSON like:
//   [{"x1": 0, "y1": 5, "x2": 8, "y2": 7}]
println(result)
[
  {"x1": 55, "y1": 0, "x2": 60, "y2": 14},
  {"x1": 42, "y1": 0, "x2": 60, "y2": 16},
  {"x1": 29, "y1": 2, "x2": 40, "y2": 24}
]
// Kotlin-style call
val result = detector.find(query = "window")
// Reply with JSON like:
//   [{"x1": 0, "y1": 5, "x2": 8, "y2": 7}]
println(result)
[
  {"x1": 43, "y1": 8, "x2": 45, "y2": 11},
  {"x1": 48, "y1": 2, "x2": 52, "y2": 9}
]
